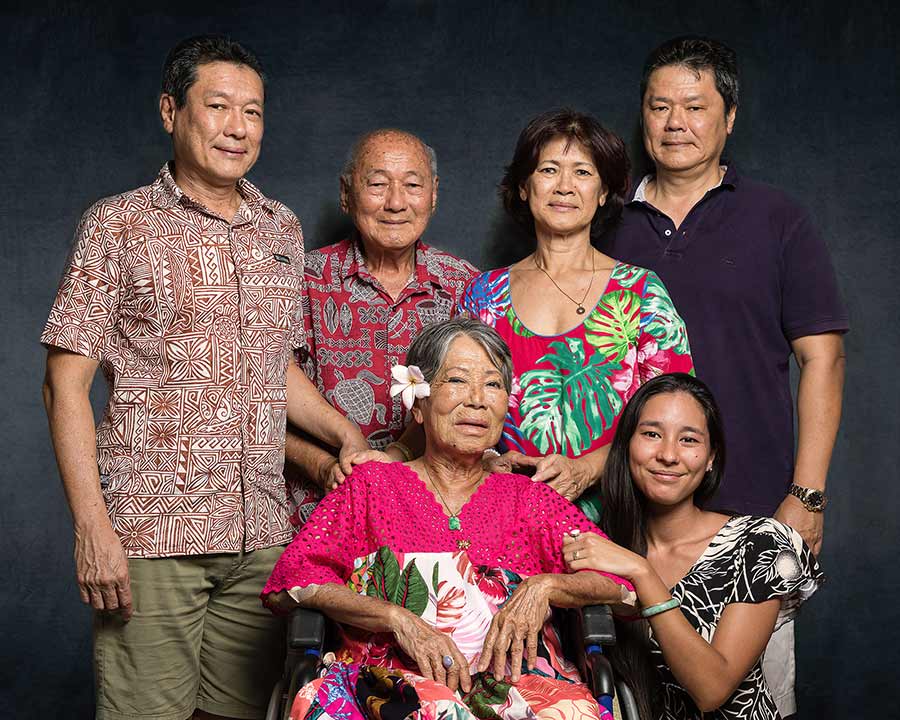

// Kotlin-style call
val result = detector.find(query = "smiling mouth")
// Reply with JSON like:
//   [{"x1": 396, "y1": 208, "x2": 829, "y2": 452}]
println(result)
[
  {"x1": 549, "y1": 203, "x2": 578, "y2": 210},
  {"x1": 216, "y1": 147, "x2": 246, "y2": 156},
  {"x1": 457, "y1": 419, "x2": 489, "y2": 428}
]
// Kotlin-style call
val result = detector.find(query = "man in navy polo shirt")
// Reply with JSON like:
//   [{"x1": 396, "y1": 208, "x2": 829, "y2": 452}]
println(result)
[{"x1": 601, "y1": 36, "x2": 848, "y2": 717}]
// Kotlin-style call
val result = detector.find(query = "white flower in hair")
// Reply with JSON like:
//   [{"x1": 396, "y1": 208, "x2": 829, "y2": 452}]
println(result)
[{"x1": 390, "y1": 364, "x2": 431, "y2": 410}]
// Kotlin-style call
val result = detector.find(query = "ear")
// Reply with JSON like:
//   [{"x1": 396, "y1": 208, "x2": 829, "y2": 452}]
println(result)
[
  {"x1": 339, "y1": 176, "x2": 352, "y2": 214},
  {"x1": 706, "y1": 452, "x2": 716, "y2": 473},
  {"x1": 598, "y1": 184, "x2": 608, "y2": 208},
  {"x1": 430, "y1": 175, "x2": 439, "y2": 212},
  {"x1": 725, "y1": 106, "x2": 737, "y2": 135},
  {"x1": 159, "y1": 94, "x2": 176, "y2": 135},
  {"x1": 519, "y1": 183, "x2": 528, "y2": 202},
  {"x1": 411, "y1": 403, "x2": 424, "y2": 425}
]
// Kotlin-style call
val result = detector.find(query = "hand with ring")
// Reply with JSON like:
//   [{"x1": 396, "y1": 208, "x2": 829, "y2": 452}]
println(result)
[{"x1": 390, "y1": 607, "x2": 471, "y2": 692}]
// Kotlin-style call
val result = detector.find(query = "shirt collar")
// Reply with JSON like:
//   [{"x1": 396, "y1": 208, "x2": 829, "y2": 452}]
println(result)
[
  {"x1": 150, "y1": 162, "x2": 277, "y2": 220},
  {"x1": 343, "y1": 235, "x2": 438, "y2": 294},
  {"x1": 628, "y1": 164, "x2": 738, "y2": 204}
]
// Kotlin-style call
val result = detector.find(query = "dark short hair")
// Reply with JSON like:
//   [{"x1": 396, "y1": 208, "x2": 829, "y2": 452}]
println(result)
[
  {"x1": 599, "y1": 373, "x2": 726, "y2": 555},
  {"x1": 161, "y1": 34, "x2": 265, "y2": 108},
  {"x1": 640, "y1": 36, "x2": 739, "y2": 116},
  {"x1": 499, "y1": 109, "x2": 630, "y2": 244}
]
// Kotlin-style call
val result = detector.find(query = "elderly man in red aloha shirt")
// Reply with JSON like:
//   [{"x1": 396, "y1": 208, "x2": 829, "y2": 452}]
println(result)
[{"x1": 285, "y1": 129, "x2": 478, "y2": 525}]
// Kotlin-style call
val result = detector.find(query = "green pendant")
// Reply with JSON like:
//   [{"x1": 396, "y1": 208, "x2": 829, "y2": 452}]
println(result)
[{"x1": 448, "y1": 516, "x2": 461, "y2": 531}]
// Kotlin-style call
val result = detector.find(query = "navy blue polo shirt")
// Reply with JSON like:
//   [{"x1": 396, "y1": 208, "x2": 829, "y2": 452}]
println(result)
[{"x1": 601, "y1": 166, "x2": 849, "y2": 516}]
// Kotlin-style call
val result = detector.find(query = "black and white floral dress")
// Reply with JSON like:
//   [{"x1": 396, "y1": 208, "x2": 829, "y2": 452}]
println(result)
[{"x1": 650, "y1": 516, "x2": 824, "y2": 720}]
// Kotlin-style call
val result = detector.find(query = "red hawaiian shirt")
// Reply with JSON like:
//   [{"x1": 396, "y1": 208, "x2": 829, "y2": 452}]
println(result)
[
  {"x1": 41, "y1": 163, "x2": 305, "y2": 558},
  {"x1": 288, "y1": 236, "x2": 477, "y2": 523}
]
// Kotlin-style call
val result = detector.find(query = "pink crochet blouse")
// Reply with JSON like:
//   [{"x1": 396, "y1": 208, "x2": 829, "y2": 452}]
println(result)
[{"x1": 263, "y1": 461, "x2": 629, "y2": 595}]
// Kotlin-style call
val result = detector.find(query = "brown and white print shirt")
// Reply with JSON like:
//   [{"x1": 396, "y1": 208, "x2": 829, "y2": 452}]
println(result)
[{"x1": 42, "y1": 163, "x2": 305, "y2": 558}]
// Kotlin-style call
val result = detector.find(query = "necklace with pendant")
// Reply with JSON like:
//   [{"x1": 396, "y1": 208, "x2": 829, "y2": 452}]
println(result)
[
  {"x1": 423, "y1": 464, "x2": 473, "y2": 550},
  {"x1": 533, "y1": 249, "x2": 596, "y2": 315}
]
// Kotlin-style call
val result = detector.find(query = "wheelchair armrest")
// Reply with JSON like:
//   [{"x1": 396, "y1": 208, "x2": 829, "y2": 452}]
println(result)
[
  {"x1": 581, "y1": 604, "x2": 616, "y2": 648},
  {"x1": 287, "y1": 607, "x2": 326, "y2": 651}
]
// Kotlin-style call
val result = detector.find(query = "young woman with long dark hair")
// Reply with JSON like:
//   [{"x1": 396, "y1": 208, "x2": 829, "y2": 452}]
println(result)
[{"x1": 563, "y1": 374, "x2": 822, "y2": 719}]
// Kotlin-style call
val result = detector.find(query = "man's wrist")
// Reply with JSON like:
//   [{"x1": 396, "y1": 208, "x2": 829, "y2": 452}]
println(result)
[{"x1": 787, "y1": 483, "x2": 828, "y2": 512}]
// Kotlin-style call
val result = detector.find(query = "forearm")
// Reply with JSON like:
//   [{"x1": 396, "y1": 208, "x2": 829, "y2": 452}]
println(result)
[
  {"x1": 285, "y1": 363, "x2": 365, "y2": 448},
  {"x1": 540, "y1": 570, "x2": 625, "y2": 607},
  {"x1": 793, "y1": 353, "x2": 845, "y2": 491},
  {"x1": 285, "y1": 428, "x2": 337, "y2": 489},
  {"x1": 43, "y1": 371, "x2": 109, "y2": 533},
  {"x1": 574, "y1": 443, "x2": 610, "y2": 486},
  {"x1": 296, "y1": 582, "x2": 403, "y2": 634}
]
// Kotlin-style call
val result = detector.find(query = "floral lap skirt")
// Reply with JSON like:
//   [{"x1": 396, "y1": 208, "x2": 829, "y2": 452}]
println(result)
[{"x1": 289, "y1": 549, "x2": 613, "y2": 720}]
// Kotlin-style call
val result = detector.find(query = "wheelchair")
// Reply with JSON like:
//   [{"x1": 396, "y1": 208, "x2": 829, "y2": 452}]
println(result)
[{"x1": 265, "y1": 605, "x2": 639, "y2": 720}]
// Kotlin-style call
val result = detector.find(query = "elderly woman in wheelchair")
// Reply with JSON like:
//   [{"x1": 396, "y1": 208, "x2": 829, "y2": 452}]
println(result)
[{"x1": 263, "y1": 317, "x2": 635, "y2": 720}]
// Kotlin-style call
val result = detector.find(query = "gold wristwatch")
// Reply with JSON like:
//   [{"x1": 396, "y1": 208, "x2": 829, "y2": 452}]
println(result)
[{"x1": 788, "y1": 483, "x2": 828, "y2": 512}]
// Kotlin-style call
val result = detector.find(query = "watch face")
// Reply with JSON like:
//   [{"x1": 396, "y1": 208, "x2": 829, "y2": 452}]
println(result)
[{"x1": 807, "y1": 490, "x2": 825, "y2": 508}]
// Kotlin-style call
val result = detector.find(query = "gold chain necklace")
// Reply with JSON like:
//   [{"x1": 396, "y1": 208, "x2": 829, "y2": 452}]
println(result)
[
  {"x1": 422, "y1": 463, "x2": 463, "y2": 531},
  {"x1": 533, "y1": 250, "x2": 596, "y2": 315}
]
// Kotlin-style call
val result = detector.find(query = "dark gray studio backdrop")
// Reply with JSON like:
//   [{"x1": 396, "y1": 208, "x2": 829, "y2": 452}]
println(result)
[{"x1": 2, "y1": 1, "x2": 897, "y2": 717}]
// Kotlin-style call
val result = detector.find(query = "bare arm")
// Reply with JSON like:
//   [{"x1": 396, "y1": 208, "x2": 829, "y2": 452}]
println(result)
[
  {"x1": 42, "y1": 347, "x2": 132, "y2": 619},
  {"x1": 284, "y1": 428, "x2": 345, "y2": 491},
  {"x1": 566, "y1": 533, "x2": 780, "y2": 712},
  {"x1": 285, "y1": 362, "x2": 370, "y2": 473},
  {"x1": 775, "y1": 332, "x2": 845, "y2": 554},
  {"x1": 265, "y1": 583, "x2": 472, "y2": 692}
]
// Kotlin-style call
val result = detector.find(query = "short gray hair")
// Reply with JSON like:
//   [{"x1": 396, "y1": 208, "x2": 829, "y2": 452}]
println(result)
[
  {"x1": 340, "y1": 129, "x2": 438, "y2": 185},
  {"x1": 407, "y1": 318, "x2": 513, "y2": 394}
]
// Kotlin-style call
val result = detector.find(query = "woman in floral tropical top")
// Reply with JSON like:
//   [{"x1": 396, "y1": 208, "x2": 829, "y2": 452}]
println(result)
[
  {"x1": 263, "y1": 318, "x2": 633, "y2": 720},
  {"x1": 458, "y1": 110, "x2": 693, "y2": 519}
]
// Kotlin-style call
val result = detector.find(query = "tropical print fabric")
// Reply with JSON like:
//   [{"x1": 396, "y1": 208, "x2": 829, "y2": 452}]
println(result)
[
  {"x1": 457, "y1": 262, "x2": 693, "y2": 461},
  {"x1": 289, "y1": 549, "x2": 612, "y2": 720},
  {"x1": 655, "y1": 516, "x2": 824, "y2": 719}
]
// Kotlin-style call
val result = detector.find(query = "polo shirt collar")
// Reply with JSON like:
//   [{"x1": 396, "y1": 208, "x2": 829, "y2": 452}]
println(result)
[
  {"x1": 150, "y1": 162, "x2": 278, "y2": 221},
  {"x1": 628, "y1": 163, "x2": 738, "y2": 205}
]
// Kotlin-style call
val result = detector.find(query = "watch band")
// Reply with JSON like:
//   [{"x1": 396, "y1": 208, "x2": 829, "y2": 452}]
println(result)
[{"x1": 788, "y1": 483, "x2": 828, "y2": 512}]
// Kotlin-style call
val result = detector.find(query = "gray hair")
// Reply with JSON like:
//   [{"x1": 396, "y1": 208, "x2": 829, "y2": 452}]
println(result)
[
  {"x1": 406, "y1": 318, "x2": 513, "y2": 394},
  {"x1": 340, "y1": 129, "x2": 438, "y2": 185}
]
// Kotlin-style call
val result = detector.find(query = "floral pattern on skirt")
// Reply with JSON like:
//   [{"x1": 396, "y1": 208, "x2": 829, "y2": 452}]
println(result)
[{"x1": 290, "y1": 549, "x2": 611, "y2": 720}]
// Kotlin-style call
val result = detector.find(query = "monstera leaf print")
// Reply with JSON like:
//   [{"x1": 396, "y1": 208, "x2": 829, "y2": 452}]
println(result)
[
  {"x1": 365, "y1": 546, "x2": 428, "y2": 616},
  {"x1": 505, "y1": 306, "x2": 535, "y2": 338},
  {"x1": 641, "y1": 272, "x2": 691, "y2": 355},
  {"x1": 609, "y1": 262, "x2": 647, "y2": 288},
  {"x1": 519, "y1": 337, "x2": 622, "y2": 455},
  {"x1": 584, "y1": 289, "x2": 642, "y2": 362}
]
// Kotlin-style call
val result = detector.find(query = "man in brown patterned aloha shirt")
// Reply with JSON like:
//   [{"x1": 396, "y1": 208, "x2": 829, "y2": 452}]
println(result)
[
  {"x1": 284, "y1": 129, "x2": 478, "y2": 525},
  {"x1": 41, "y1": 36, "x2": 372, "y2": 720}
]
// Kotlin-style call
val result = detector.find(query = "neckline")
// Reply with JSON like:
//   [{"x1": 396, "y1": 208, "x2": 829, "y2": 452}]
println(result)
[
  {"x1": 667, "y1": 515, "x2": 737, "y2": 591},
  {"x1": 505, "y1": 260, "x2": 620, "y2": 338},
  {"x1": 397, "y1": 462, "x2": 496, "y2": 525}
]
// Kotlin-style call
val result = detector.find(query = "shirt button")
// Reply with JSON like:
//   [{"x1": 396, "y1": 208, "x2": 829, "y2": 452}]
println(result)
[{"x1": 664, "y1": 229, "x2": 672, "y2": 236}]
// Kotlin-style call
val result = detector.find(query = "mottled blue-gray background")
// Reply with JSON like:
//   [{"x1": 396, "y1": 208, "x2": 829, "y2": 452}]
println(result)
[{"x1": 2, "y1": 1, "x2": 897, "y2": 717}]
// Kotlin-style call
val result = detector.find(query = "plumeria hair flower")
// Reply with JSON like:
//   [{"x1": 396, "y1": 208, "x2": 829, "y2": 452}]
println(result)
[{"x1": 390, "y1": 364, "x2": 431, "y2": 410}]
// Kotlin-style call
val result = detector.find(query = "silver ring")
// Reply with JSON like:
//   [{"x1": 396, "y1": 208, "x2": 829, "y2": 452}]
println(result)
[
  {"x1": 442, "y1": 654, "x2": 454, "y2": 669},
  {"x1": 573, "y1": 550, "x2": 580, "y2": 560}
]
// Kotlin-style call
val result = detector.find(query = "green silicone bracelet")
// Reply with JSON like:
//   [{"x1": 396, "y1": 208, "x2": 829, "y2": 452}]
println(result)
[{"x1": 640, "y1": 597, "x2": 681, "y2": 618}]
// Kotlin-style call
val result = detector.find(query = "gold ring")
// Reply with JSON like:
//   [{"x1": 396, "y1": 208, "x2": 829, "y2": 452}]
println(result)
[{"x1": 573, "y1": 550, "x2": 580, "y2": 560}]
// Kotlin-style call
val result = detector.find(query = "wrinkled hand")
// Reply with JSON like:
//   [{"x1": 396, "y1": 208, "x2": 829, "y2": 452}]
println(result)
[
  {"x1": 317, "y1": 457, "x2": 346, "y2": 492},
  {"x1": 477, "y1": 575, "x2": 553, "y2": 683},
  {"x1": 337, "y1": 436, "x2": 376, "y2": 475},
  {"x1": 774, "y1": 494, "x2": 824, "y2": 555},
  {"x1": 74, "y1": 523, "x2": 133, "y2": 621},
  {"x1": 392, "y1": 609, "x2": 472, "y2": 693},
  {"x1": 261, "y1": 590, "x2": 300, "y2": 614},
  {"x1": 483, "y1": 452, "x2": 593, "y2": 500},
  {"x1": 563, "y1": 532, "x2": 646, "y2": 582}
]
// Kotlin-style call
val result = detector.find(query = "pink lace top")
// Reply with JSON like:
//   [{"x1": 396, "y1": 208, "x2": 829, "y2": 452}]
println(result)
[{"x1": 263, "y1": 461, "x2": 630, "y2": 595}]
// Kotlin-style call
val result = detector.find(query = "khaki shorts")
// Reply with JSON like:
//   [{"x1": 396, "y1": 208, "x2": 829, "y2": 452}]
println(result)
[{"x1": 94, "y1": 546, "x2": 286, "y2": 720}]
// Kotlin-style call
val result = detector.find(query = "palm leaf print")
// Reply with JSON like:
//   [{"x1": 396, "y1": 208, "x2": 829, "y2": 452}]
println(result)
[
  {"x1": 584, "y1": 289, "x2": 642, "y2": 362},
  {"x1": 505, "y1": 306, "x2": 535, "y2": 338},
  {"x1": 641, "y1": 272, "x2": 691, "y2": 355},
  {"x1": 519, "y1": 337, "x2": 622, "y2": 455}
]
